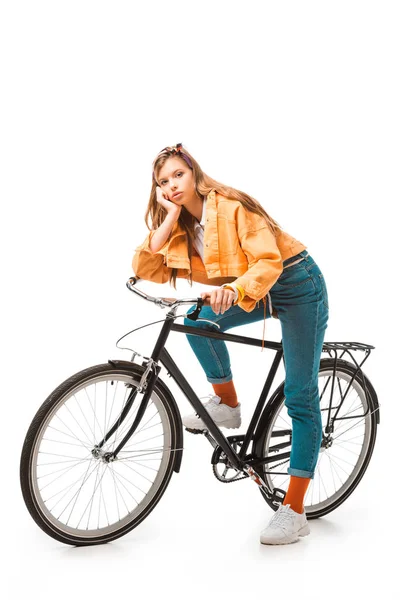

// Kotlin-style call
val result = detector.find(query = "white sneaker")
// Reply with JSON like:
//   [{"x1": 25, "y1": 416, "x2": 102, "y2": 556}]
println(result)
[
  {"x1": 260, "y1": 503, "x2": 310, "y2": 545},
  {"x1": 182, "y1": 394, "x2": 241, "y2": 431}
]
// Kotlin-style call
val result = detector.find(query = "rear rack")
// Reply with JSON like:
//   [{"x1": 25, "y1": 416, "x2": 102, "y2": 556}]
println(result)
[
  {"x1": 320, "y1": 341, "x2": 377, "y2": 430},
  {"x1": 322, "y1": 341, "x2": 374, "y2": 375},
  {"x1": 322, "y1": 341, "x2": 375, "y2": 352}
]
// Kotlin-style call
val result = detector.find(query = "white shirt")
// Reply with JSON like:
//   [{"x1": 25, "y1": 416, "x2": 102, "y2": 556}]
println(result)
[
  {"x1": 192, "y1": 197, "x2": 239, "y2": 303},
  {"x1": 192, "y1": 196, "x2": 207, "y2": 261}
]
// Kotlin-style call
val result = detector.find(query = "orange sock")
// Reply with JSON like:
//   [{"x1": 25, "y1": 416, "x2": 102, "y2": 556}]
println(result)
[
  {"x1": 212, "y1": 380, "x2": 238, "y2": 408},
  {"x1": 283, "y1": 476, "x2": 311, "y2": 514}
]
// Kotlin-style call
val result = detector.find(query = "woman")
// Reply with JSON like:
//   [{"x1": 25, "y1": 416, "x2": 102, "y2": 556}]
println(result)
[{"x1": 132, "y1": 143, "x2": 329, "y2": 545}]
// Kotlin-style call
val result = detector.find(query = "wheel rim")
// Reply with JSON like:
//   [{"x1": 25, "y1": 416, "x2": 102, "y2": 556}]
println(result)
[
  {"x1": 30, "y1": 373, "x2": 173, "y2": 539},
  {"x1": 262, "y1": 368, "x2": 372, "y2": 515}
]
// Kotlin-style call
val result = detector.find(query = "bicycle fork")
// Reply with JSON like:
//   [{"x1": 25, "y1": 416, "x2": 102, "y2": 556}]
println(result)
[{"x1": 94, "y1": 358, "x2": 161, "y2": 462}]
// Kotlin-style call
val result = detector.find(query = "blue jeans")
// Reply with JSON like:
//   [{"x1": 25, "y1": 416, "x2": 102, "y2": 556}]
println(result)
[{"x1": 183, "y1": 250, "x2": 329, "y2": 479}]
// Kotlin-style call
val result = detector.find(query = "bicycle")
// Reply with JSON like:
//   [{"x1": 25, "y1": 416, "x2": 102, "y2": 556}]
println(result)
[{"x1": 20, "y1": 276, "x2": 380, "y2": 546}]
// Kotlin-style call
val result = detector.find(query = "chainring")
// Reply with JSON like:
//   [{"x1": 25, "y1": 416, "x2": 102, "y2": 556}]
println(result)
[{"x1": 211, "y1": 435, "x2": 254, "y2": 483}]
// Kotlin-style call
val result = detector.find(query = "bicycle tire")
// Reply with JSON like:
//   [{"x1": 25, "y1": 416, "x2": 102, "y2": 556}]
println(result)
[
  {"x1": 253, "y1": 358, "x2": 379, "y2": 518},
  {"x1": 20, "y1": 362, "x2": 182, "y2": 546}
]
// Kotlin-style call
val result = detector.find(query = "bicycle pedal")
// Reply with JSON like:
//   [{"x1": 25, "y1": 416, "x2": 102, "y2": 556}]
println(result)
[
  {"x1": 185, "y1": 426, "x2": 208, "y2": 435},
  {"x1": 271, "y1": 487, "x2": 287, "y2": 504}
]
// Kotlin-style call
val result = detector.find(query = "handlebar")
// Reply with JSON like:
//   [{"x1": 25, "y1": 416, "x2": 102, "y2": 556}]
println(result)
[{"x1": 126, "y1": 275, "x2": 208, "y2": 321}]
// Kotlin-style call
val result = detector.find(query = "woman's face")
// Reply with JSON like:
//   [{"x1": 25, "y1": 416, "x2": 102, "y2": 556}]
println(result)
[{"x1": 156, "y1": 156, "x2": 196, "y2": 204}]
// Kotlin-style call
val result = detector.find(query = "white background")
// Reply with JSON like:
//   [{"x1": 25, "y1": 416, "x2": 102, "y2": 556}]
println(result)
[{"x1": 1, "y1": 1, "x2": 399, "y2": 598}]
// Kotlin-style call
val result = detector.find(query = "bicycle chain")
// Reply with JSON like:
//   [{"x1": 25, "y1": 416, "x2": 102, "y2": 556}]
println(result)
[{"x1": 267, "y1": 458, "x2": 290, "y2": 470}]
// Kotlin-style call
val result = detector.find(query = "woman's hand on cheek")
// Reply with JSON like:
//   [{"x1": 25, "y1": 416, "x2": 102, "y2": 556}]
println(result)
[{"x1": 200, "y1": 289, "x2": 235, "y2": 315}]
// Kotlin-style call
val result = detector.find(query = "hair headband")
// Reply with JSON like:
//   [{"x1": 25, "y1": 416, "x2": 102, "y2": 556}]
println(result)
[{"x1": 152, "y1": 143, "x2": 193, "y2": 181}]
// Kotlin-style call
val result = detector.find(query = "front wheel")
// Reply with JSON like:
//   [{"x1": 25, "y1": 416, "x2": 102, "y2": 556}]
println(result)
[
  {"x1": 255, "y1": 358, "x2": 379, "y2": 518},
  {"x1": 20, "y1": 363, "x2": 182, "y2": 545}
]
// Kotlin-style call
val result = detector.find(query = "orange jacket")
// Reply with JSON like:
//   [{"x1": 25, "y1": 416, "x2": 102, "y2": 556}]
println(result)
[{"x1": 132, "y1": 190, "x2": 307, "y2": 313}]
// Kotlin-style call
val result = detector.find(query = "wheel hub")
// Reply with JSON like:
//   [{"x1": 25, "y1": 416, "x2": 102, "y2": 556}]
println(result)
[
  {"x1": 91, "y1": 446, "x2": 116, "y2": 463},
  {"x1": 320, "y1": 435, "x2": 333, "y2": 451}
]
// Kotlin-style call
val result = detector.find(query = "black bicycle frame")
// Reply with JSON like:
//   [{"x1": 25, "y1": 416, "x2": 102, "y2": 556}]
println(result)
[
  {"x1": 104, "y1": 307, "x2": 376, "y2": 476},
  {"x1": 104, "y1": 312, "x2": 285, "y2": 473},
  {"x1": 164, "y1": 323, "x2": 286, "y2": 469}
]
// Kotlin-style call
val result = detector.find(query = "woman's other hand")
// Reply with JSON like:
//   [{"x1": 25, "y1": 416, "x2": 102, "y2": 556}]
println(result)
[{"x1": 200, "y1": 289, "x2": 236, "y2": 315}]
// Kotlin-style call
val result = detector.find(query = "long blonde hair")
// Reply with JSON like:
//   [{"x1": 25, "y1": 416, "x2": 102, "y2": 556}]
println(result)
[{"x1": 144, "y1": 143, "x2": 283, "y2": 290}]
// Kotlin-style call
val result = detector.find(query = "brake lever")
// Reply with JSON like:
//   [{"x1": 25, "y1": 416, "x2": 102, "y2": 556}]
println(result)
[
  {"x1": 186, "y1": 303, "x2": 203, "y2": 321},
  {"x1": 185, "y1": 301, "x2": 221, "y2": 329}
]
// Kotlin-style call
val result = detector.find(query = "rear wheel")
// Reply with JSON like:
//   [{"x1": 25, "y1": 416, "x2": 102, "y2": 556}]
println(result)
[
  {"x1": 256, "y1": 359, "x2": 378, "y2": 518},
  {"x1": 20, "y1": 363, "x2": 181, "y2": 545}
]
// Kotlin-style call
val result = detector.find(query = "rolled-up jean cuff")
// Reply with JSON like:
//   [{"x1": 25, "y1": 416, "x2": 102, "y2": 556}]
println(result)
[
  {"x1": 206, "y1": 374, "x2": 233, "y2": 384},
  {"x1": 287, "y1": 467, "x2": 315, "y2": 480}
]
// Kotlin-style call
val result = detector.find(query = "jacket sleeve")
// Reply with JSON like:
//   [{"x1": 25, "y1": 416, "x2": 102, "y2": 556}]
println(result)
[
  {"x1": 233, "y1": 204, "x2": 283, "y2": 312},
  {"x1": 132, "y1": 230, "x2": 170, "y2": 284}
]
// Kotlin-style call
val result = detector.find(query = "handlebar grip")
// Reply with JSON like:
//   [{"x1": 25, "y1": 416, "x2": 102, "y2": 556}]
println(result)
[{"x1": 128, "y1": 275, "x2": 141, "y2": 285}]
